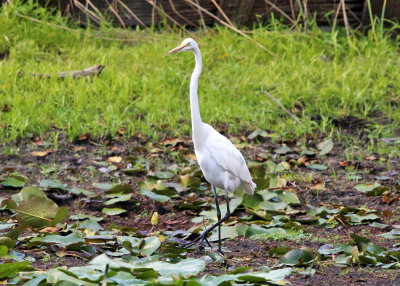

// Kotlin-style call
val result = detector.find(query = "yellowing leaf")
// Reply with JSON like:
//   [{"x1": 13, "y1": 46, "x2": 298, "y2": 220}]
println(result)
[
  {"x1": 31, "y1": 150, "x2": 52, "y2": 157},
  {"x1": 151, "y1": 212, "x2": 159, "y2": 226},
  {"x1": 107, "y1": 156, "x2": 122, "y2": 163}
]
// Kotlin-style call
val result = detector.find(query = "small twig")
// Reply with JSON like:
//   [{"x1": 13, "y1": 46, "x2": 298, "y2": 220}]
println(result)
[
  {"x1": 340, "y1": 0, "x2": 350, "y2": 37},
  {"x1": 106, "y1": 0, "x2": 126, "y2": 28},
  {"x1": 18, "y1": 65, "x2": 105, "y2": 79},
  {"x1": 264, "y1": 0, "x2": 297, "y2": 26},
  {"x1": 115, "y1": 0, "x2": 147, "y2": 27},
  {"x1": 333, "y1": 1, "x2": 342, "y2": 28},
  {"x1": 168, "y1": 0, "x2": 197, "y2": 27},
  {"x1": 145, "y1": 0, "x2": 182, "y2": 28},
  {"x1": 194, "y1": 0, "x2": 207, "y2": 30},
  {"x1": 184, "y1": 0, "x2": 276, "y2": 56},
  {"x1": 211, "y1": 0, "x2": 233, "y2": 26},
  {"x1": 264, "y1": 91, "x2": 304, "y2": 126}
]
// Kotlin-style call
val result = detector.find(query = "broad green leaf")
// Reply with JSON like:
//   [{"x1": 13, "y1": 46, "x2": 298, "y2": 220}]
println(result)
[
  {"x1": 46, "y1": 268, "x2": 98, "y2": 286},
  {"x1": 180, "y1": 174, "x2": 201, "y2": 188},
  {"x1": 0, "y1": 261, "x2": 33, "y2": 279},
  {"x1": 16, "y1": 197, "x2": 59, "y2": 228},
  {"x1": 43, "y1": 233, "x2": 84, "y2": 248},
  {"x1": 52, "y1": 207, "x2": 69, "y2": 225},
  {"x1": 280, "y1": 248, "x2": 313, "y2": 266},
  {"x1": 247, "y1": 129, "x2": 269, "y2": 140},
  {"x1": 306, "y1": 164, "x2": 327, "y2": 171},
  {"x1": 1, "y1": 177, "x2": 25, "y2": 188},
  {"x1": 104, "y1": 194, "x2": 132, "y2": 205},
  {"x1": 102, "y1": 208, "x2": 126, "y2": 215},
  {"x1": 317, "y1": 139, "x2": 333, "y2": 156},
  {"x1": 40, "y1": 179, "x2": 68, "y2": 191},
  {"x1": 379, "y1": 230, "x2": 400, "y2": 239},
  {"x1": 12, "y1": 187, "x2": 46, "y2": 203},
  {"x1": 140, "y1": 188, "x2": 170, "y2": 202},
  {"x1": 106, "y1": 184, "x2": 132, "y2": 194},
  {"x1": 141, "y1": 236, "x2": 161, "y2": 256},
  {"x1": 145, "y1": 258, "x2": 205, "y2": 277}
]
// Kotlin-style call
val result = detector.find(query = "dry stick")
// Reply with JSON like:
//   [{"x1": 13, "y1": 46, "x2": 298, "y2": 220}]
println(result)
[
  {"x1": 145, "y1": 0, "x2": 182, "y2": 28},
  {"x1": 85, "y1": 0, "x2": 111, "y2": 24},
  {"x1": 264, "y1": 0, "x2": 297, "y2": 26},
  {"x1": 184, "y1": 0, "x2": 276, "y2": 56},
  {"x1": 73, "y1": 0, "x2": 102, "y2": 25},
  {"x1": 106, "y1": 0, "x2": 126, "y2": 28},
  {"x1": 264, "y1": 91, "x2": 304, "y2": 127},
  {"x1": 115, "y1": 0, "x2": 147, "y2": 27},
  {"x1": 168, "y1": 0, "x2": 197, "y2": 27},
  {"x1": 211, "y1": 0, "x2": 234, "y2": 26},
  {"x1": 19, "y1": 65, "x2": 105, "y2": 79},
  {"x1": 194, "y1": 0, "x2": 207, "y2": 31},
  {"x1": 14, "y1": 11, "x2": 175, "y2": 43},
  {"x1": 332, "y1": 0, "x2": 342, "y2": 28},
  {"x1": 340, "y1": 0, "x2": 350, "y2": 37}
]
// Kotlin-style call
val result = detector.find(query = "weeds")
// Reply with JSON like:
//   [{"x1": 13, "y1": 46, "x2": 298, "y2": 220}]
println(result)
[{"x1": 1, "y1": 1, "x2": 400, "y2": 143}]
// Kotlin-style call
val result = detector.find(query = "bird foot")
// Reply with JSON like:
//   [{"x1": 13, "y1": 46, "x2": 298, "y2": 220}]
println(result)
[{"x1": 183, "y1": 231, "x2": 212, "y2": 251}]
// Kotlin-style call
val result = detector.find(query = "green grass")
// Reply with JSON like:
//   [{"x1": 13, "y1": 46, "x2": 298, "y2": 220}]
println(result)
[{"x1": 1, "y1": 1, "x2": 400, "y2": 142}]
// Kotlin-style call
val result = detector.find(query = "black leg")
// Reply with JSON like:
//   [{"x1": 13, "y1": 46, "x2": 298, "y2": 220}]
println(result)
[
  {"x1": 185, "y1": 188, "x2": 231, "y2": 253},
  {"x1": 212, "y1": 186, "x2": 222, "y2": 252}
]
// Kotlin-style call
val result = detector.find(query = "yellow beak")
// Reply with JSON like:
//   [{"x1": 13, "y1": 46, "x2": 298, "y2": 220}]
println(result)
[{"x1": 168, "y1": 43, "x2": 188, "y2": 55}]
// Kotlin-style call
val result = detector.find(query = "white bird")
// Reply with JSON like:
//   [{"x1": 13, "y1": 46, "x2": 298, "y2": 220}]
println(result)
[{"x1": 168, "y1": 38, "x2": 256, "y2": 253}]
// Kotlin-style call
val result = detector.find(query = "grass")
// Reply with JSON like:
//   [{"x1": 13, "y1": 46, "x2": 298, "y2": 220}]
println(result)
[{"x1": 1, "y1": 1, "x2": 400, "y2": 144}]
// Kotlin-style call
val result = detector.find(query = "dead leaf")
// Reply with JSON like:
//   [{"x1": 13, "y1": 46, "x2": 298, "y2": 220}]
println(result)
[
  {"x1": 77, "y1": 132, "x2": 90, "y2": 142},
  {"x1": 32, "y1": 136, "x2": 42, "y2": 145},
  {"x1": 107, "y1": 156, "x2": 122, "y2": 163},
  {"x1": 31, "y1": 150, "x2": 52, "y2": 157},
  {"x1": 39, "y1": 226, "x2": 59, "y2": 233},
  {"x1": 365, "y1": 156, "x2": 376, "y2": 161},
  {"x1": 382, "y1": 209, "x2": 393, "y2": 218},
  {"x1": 117, "y1": 127, "x2": 125, "y2": 135},
  {"x1": 2, "y1": 104, "x2": 10, "y2": 112}
]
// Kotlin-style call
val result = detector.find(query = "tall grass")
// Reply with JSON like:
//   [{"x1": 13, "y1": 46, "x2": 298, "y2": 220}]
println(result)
[{"x1": 0, "y1": 1, "x2": 399, "y2": 142}]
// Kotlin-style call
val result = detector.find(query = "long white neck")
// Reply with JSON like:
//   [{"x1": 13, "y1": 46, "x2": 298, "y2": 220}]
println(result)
[{"x1": 190, "y1": 47, "x2": 204, "y2": 145}]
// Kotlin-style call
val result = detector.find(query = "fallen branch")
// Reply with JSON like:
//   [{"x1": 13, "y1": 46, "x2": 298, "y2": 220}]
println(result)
[
  {"x1": 264, "y1": 91, "x2": 304, "y2": 126},
  {"x1": 18, "y1": 65, "x2": 105, "y2": 79}
]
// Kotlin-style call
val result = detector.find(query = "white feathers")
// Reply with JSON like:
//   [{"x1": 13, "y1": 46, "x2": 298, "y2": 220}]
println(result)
[{"x1": 170, "y1": 38, "x2": 256, "y2": 195}]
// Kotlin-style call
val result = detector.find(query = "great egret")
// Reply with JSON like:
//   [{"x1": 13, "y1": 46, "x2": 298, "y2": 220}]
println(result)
[{"x1": 168, "y1": 38, "x2": 256, "y2": 253}]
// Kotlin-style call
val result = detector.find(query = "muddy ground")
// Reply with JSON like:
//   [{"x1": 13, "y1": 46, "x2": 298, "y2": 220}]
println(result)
[{"x1": 1, "y1": 125, "x2": 400, "y2": 285}]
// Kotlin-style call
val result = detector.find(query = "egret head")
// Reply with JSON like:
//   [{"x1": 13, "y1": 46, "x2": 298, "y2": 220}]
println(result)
[{"x1": 168, "y1": 38, "x2": 198, "y2": 54}]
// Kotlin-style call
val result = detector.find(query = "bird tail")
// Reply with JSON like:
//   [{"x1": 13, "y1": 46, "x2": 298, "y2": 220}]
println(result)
[{"x1": 241, "y1": 181, "x2": 256, "y2": 195}]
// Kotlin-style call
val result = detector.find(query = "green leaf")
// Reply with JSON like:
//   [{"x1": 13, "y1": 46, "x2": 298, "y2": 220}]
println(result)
[
  {"x1": 104, "y1": 194, "x2": 132, "y2": 205},
  {"x1": 306, "y1": 164, "x2": 327, "y2": 171},
  {"x1": 280, "y1": 248, "x2": 313, "y2": 266},
  {"x1": 141, "y1": 237, "x2": 161, "y2": 256},
  {"x1": 145, "y1": 258, "x2": 205, "y2": 277},
  {"x1": 242, "y1": 193, "x2": 263, "y2": 209},
  {"x1": 0, "y1": 245, "x2": 8, "y2": 257},
  {"x1": 354, "y1": 183, "x2": 387, "y2": 196},
  {"x1": 51, "y1": 207, "x2": 69, "y2": 225},
  {"x1": 1, "y1": 177, "x2": 25, "y2": 188},
  {"x1": 16, "y1": 197, "x2": 59, "y2": 228},
  {"x1": 379, "y1": 230, "x2": 400, "y2": 239},
  {"x1": 105, "y1": 184, "x2": 132, "y2": 194},
  {"x1": 102, "y1": 208, "x2": 126, "y2": 215},
  {"x1": 180, "y1": 175, "x2": 201, "y2": 188},
  {"x1": 0, "y1": 261, "x2": 33, "y2": 279},
  {"x1": 40, "y1": 179, "x2": 68, "y2": 191},
  {"x1": 43, "y1": 233, "x2": 84, "y2": 248},
  {"x1": 140, "y1": 188, "x2": 170, "y2": 202},
  {"x1": 0, "y1": 237, "x2": 16, "y2": 248},
  {"x1": 317, "y1": 139, "x2": 333, "y2": 156},
  {"x1": 12, "y1": 187, "x2": 46, "y2": 203},
  {"x1": 247, "y1": 129, "x2": 269, "y2": 140}
]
